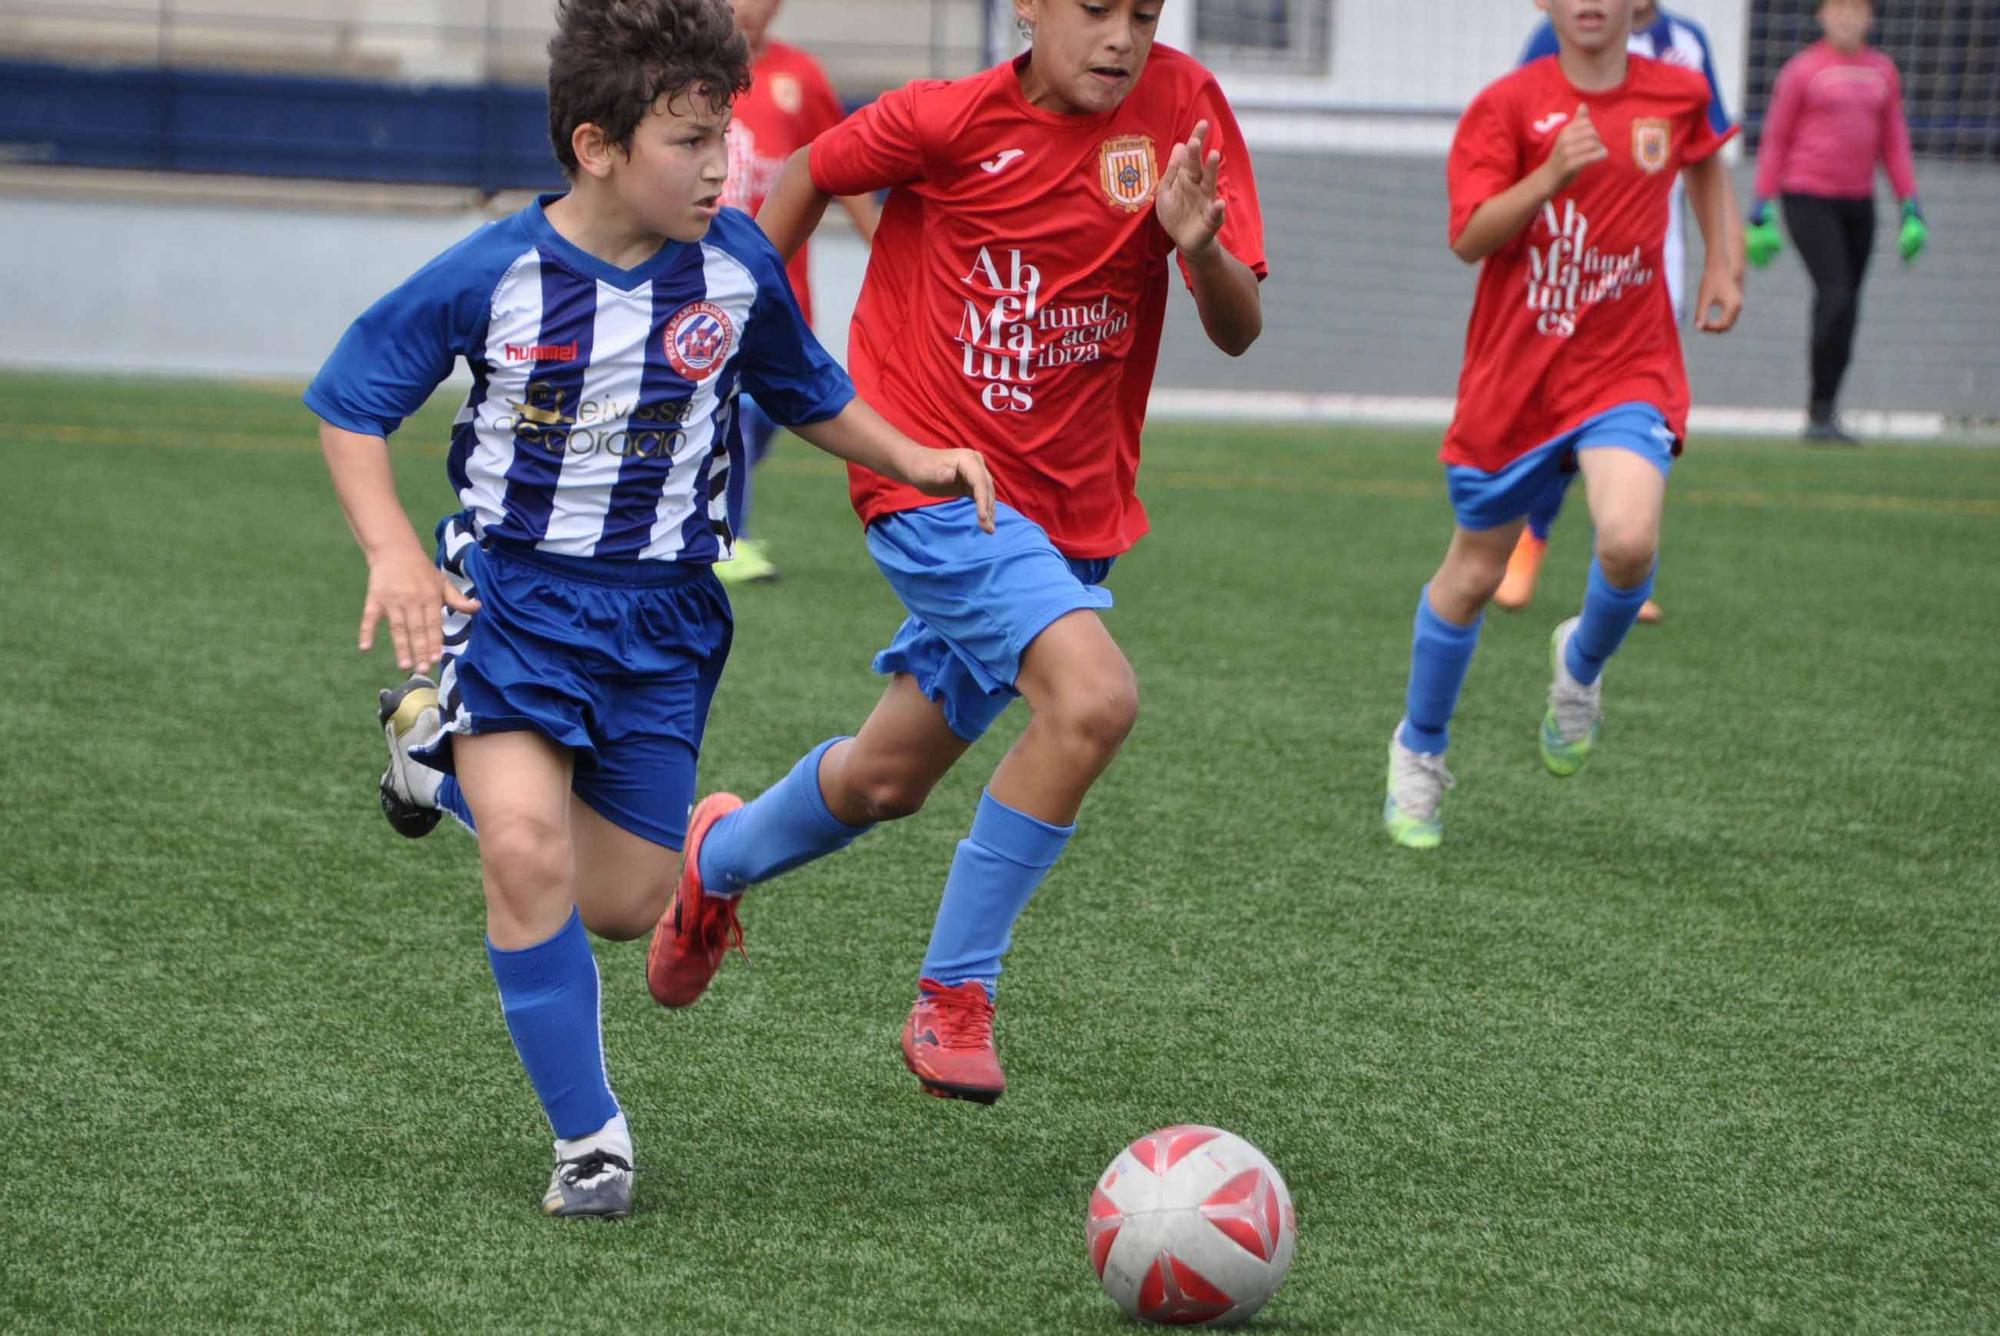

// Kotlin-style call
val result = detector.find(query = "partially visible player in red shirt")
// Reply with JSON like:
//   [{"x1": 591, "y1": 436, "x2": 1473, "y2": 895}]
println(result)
[
  {"x1": 1383, "y1": 0, "x2": 1742, "y2": 851},
  {"x1": 648, "y1": 0, "x2": 1267, "y2": 1102},
  {"x1": 717, "y1": 0, "x2": 882, "y2": 584}
]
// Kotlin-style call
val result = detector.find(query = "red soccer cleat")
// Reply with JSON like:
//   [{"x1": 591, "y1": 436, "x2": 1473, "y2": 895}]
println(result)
[
  {"x1": 900, "y1": 978, "x2": 1005, "y2": 1104},
  {"x1": 646, "y1": 793, "x2": 746, "y2": 1008}
]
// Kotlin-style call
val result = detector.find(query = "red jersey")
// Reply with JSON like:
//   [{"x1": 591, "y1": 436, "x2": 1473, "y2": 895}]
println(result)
[
  {"x1": 723, "y1": 39, "x2": 848, "y2": 326},
  {"x1": 1445, "y1": 55, "x2": 1734, "y2": 472},
  {"x1": 809, "y1": 45, "x2": 1267, "y2": 559}
]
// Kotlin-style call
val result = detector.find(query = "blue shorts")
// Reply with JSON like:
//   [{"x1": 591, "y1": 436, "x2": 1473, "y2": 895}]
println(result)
[
  {"x1": 867, "y1": 499, "x2": 1114, "y2": 743},
  {"x1": 1446, "y1": 402, "x2": 1678, "y2": 532},
  {"x1": 415, "y1": 514, "x2": 732, "y2": 850}
]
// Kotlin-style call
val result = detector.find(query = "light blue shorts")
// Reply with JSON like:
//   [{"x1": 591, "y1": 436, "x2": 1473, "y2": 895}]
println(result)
[
  {"x1": 866, "y1": 499, "x2": 1114, "y2": 742},
  {"x1": 1446, "y1": 402, "x2": 1678, "y2": 532}
]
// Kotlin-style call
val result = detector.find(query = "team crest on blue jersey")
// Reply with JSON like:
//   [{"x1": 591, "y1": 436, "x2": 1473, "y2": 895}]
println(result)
[
  {"x1": 664, "y1": 300, "x2": 736, "y2": 382},
  {"x1": 1099, "y1": 135, "x2": 1158, "y2": 212},
  {"x1": 1632, "y1": 119, "x2": 1671, "y2": 174}
]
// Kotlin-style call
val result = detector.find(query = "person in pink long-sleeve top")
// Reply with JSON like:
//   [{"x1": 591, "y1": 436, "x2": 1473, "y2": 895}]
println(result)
[{"x1": 1744, "y1": 0, "x2": 1929, "y2": 443}]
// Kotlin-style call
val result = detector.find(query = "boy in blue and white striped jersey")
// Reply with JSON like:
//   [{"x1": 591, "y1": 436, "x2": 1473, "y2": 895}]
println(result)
[{"x1": 305, "y1": 0, "x2": 991, "y2": 1219}]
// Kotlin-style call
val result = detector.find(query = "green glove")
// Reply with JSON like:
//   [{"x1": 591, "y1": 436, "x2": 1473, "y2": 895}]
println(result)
[
  {"x1": 1746, "y1": 204, "x2": 1782, "y2": 268},
  {"x1": 1898, "y1": 200, "x2": 1928, "y2": 263}
]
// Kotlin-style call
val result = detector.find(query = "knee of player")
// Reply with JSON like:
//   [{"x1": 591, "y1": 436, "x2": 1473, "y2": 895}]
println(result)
[
  {"x1": 1439, "y1": 553, "x2": 1509, "y2": 610},
  {"x1": 1594, "y1": 530, "x2": 1658, "y2": 585},
  {"x1": 845, "y1": 770, "x2": 933, "y2": 824},
  {"x1": 578, "y1": 880, "x2": 674, "y2": 943},
  {"x1": 479, "y1": 817, "x2": 572, "y2": 899},
  {"x1": 1046, "y1": 669, "x2": 1140, "y2": 755}
]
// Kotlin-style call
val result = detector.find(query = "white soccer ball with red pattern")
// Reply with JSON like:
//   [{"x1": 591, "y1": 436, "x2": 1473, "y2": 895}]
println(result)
[{"x1": 1088, "y1": 1125, "x2": 1297, "y2": 1327}]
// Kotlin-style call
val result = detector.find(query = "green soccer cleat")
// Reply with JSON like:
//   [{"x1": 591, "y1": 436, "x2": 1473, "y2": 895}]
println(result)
[
  {"x1": 1384, "y1": 730, "x2": 1454, "y2": 849},
  {"x1": 716, "y1": 537, "x2": 779, "y2": 586},
  {"x1": 1540, "y1": 617, "x2": 1602, "y2": 778}
]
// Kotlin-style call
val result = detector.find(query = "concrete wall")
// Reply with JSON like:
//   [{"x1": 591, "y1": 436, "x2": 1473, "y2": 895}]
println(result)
[{"x1": 0, "y1": 162, "x2": 1993, "y2": 429}]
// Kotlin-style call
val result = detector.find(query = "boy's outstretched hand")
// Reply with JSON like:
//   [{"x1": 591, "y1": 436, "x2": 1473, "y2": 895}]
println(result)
[
  {"x1": 1156, "y1": 119, "x2": 1227, "y2": 258},
  {"x1": 362, "y1": 544, "x2": 479, "y2": 674},
  {"x1": 907, "y1": 447, "x2": 998, "y2": 533}
]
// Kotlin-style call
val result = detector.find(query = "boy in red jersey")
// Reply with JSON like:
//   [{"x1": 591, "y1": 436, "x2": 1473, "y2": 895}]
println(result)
[
  {"x1": 1383, "y1": 0, "x2": 1742, "y2": 850},
  {"x1": 648, "y1": 0, "x2": 1267, "y2": 1101},
  {"x1": 718, "y1": 0, "x2": 882, "y2": 581}
]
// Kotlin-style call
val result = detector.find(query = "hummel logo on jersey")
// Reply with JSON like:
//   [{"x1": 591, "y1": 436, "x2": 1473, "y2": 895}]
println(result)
[
  {"x1": 980, "y1": 149, "x2": 1026, "y2": 174},
  {"x1": 1532, "y1": 112, "x2": 1571, "y2": 135},
  {"x1": 504, "y1": 340, "x2": 579, "y2": 364}
]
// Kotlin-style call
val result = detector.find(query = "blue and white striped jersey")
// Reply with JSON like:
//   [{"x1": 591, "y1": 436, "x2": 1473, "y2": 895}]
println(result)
[
  {"x1": 306, "y1": 196, "x2": 854, "y2": 563},
  {"x1": 1521, "y1": 9, "x2": 1737, "y2": 322}
]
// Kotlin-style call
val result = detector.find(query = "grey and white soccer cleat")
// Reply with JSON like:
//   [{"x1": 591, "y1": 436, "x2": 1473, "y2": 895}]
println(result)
[
  {"x1": 1540, "y1": 616, "x2": 1603, "y2": 777},
  {"x1": 1383, "y1": 729, "x2": 1455, "y2": 850},
  {"x1": 541, "y1": 1150, "x2": 633, "y2": 1219},
  {"x1": 377, "y1": 674, "x2": 444, "y2": 837}
]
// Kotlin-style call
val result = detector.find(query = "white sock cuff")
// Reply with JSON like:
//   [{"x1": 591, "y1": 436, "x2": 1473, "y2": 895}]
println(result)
[{"x1": 555, "y1": 1110, "x2": 631, "y2": 1164}]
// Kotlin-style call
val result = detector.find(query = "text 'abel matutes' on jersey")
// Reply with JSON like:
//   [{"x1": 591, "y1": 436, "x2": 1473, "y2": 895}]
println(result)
[{"x1": 304, "y1": 198, "x2": 854, "y2": 563}]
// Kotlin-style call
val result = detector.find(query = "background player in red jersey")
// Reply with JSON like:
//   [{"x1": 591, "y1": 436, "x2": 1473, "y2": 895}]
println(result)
[
  {"x1": 1383, "y1": 0, "x2": 1742, "y2": 850},
  {"x1": 718, "y1": 0, "x2": 882, "y2": 583},
  {"x1": 647, "y1": 0, "x2": 1267, "y2": 1102}
]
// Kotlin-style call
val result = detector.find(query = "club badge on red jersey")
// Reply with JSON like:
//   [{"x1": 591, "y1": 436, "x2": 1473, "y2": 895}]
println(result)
[
  {"x1": 1099, "y1": 135, "x2": 1158, "y2": 212},
  {"x1": 663, "y1": 301, "x2": 735, "y2": 382},
  {"x1": 1632, "y1": 119, "x2": 1671, "y2": 173},
  {"x1": 770, "y1": 72, "x2": 801, "y2": 115}
]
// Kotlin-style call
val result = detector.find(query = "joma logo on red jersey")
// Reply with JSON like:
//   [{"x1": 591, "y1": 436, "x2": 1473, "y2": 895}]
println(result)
[{"x1": 505, "y1": 341, "x2": 580, "y2": 363}]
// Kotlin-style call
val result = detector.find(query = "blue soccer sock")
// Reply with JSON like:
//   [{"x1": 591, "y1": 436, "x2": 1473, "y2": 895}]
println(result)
[
  {"x1": 485, "y1": 908, "x2": 620, "y2": 1141},
  {"x1": 1564, "y1": 557, "x2": 1655, "y2": 687},
  {"x1": 921, "y1": 791, "x2": 1073, "y2": 997},
  {"x1": 697, "y1": 738, "x2": 872, "y2": 896},
  {"x1": 1398, "y1": 585, "x2": 1484, "y2": 755},
  {"x1": 437, "y1": 776, "x2": 476, "y2": 833}
]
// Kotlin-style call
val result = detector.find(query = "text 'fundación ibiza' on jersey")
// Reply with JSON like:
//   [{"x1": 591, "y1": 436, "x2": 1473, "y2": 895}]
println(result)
[{"x1": 1526, "y1": 199, "x2": 1655, "y2": 339}]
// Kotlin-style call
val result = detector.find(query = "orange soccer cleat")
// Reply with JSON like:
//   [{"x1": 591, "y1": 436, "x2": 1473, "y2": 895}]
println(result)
[
  {"x1": 900, "y1": 978, "x2": 1005, "y2": 1103},
  {"x1": 646, "y1": 793, "x2": 747, "y2": 1008},
  {"x1": 1493, "y1": 530, "x2": 1547, "y2": 611},
  {"x1": 1637, "y1": 598, "x2": 1664, "y2": 625}
]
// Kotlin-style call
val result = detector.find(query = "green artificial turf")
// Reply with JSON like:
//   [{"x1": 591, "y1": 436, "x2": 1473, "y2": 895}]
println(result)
[{"x1": 1, "y1": 371, "x2": 1995, "y2": 1332}]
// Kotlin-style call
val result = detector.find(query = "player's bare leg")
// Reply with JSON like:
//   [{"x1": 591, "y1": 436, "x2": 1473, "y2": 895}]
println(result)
[
  {"x1": 569, "y1": 801, "x2": 681, "y2": 942},
  {"x1": 1426, "y1": 520, "x2": 1524, "y2": 625},
  {"x1": 893, "y1": 611, "x2": 1137, "y2": 1102},
  {"x1": 819, "y1": 675, "x2": 977, "y2": 827},
  {"x1": 1387, "y1": 520, "x2": 1520, "y2": 848},
  {"x1": 455, "y1": 731, "x2": 633, "y2": 1218},
  {"x1": 988, "y1": 611, "x2": 1138, "y2": 826},
  {"x1": 1542, "y1": 448, "x2": 1666, "y2": 776}
]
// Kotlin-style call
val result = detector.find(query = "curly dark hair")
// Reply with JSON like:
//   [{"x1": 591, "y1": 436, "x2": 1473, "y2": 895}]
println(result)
[{"x1": 547, "y1": 0, "x2": 752, "y2": 175}]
